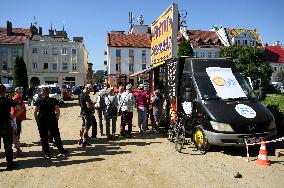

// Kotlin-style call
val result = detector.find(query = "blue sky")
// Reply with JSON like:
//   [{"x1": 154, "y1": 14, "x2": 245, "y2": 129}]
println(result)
[{"x1": 1, "y1": 0, "x2": 283, "y2": 70}]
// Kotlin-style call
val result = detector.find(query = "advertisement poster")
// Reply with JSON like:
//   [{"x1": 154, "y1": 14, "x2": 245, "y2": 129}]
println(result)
[
  {"x1": 151, "y1": 3, "x2": 178, "y2": 65},
  {"x1": 206, "y1": 67, "x2": 246, "y2": 99}
]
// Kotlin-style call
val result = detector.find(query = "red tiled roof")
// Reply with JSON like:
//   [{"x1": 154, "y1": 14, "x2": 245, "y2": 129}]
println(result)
[
  {"x1": 188, "y1": 30, "x2": 223, "y2": 48},
  {"x1": 107, "y1": 33, "x2": 151, "y2": 48},
  {"x1": 0, "y1": 27, "x2": 31, "y2": 44},
  {"x1": 264, "y1": 45, "x2": 284, "y2": 63}
]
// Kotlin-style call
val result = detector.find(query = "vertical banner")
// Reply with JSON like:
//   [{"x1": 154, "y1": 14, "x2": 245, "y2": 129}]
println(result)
[
  {"x1": 151, "y1": 3, "x2": 178, "y2": 65},
  {"x1": 167, "y1": 61, "x2": 177, "y2": 96}
]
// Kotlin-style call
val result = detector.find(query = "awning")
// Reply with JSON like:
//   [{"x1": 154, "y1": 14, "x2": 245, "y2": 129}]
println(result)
[{"x1": 130, "y1": 61, "x2": 165, "y2": 77}]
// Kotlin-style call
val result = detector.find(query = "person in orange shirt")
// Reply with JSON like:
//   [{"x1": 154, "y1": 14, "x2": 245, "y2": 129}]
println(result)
[
  {"x1": 169, "y1": 96, "x2": 177, "y2": 125},
  {"x1": 11, "y1": 87, "x2": 27, "y2": 156}
]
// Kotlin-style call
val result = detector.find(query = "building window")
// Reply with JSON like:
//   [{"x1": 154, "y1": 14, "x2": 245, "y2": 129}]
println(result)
[
  {"x1": 32, "y1": 62, "x2": 38, "y2": 69},
  {"x1": 62, "y1": 63, "x2": 68, "y2": 70},
  {"x1": 208, "y1": 52, "x2": 212, "y2": 58},
  {"x1": 273, "y1": 67, "x2": 277, "y2": 72},
  {"x1": 243, "y1": 40, "x2": 247, "y2": 46},
  {"x1": 129, "y1": 49, "x2": 134, "y2": 64},
  {"x1": 1, "y1": 48, "x2": 8, "y2": 55},
  {"x1": 142, "y1": 64, "x2": 146, "y2": 70},
  {"x1": 142, "y1": 50, "x2": 146, "y2": 57},
  {"x1": 52, "y1": 63, "x2": 58, "y2": 70},
  {"x1": 52, "y1": 48, "x2": 58, "y2": 55},
  {"x1": 116, "y1": 49, "x2": 121, "y2": 57},
  {"x1": 116, "y1": 64, "x2": 121, "y2": 71},
  {"x1": 43, "y1": 48, "x2": 48, "y2": 55},
  {"x1": 72, "y1": 49, "x2": 77, "y2": 55},
  {"x1": 44, "y1": 63, "x2": 48, "y2": 69},
  {"x1": 194, "y1": 51, "x2": 198, "y2": 57},
  {"x1": 72, "y1": 63, "x2": 77, "y2": 70},
  {"x1": 142, "y1": 50, "x2": 146, "y2": 64},
  {"x1": 215, "y1": 52, "x2": 219, "y2": 57},
  {"x1": 62, "y1": 48, "x2": 67, "y2": 55},
  {"x1": 13, "y1": 48, "x2": 18, "y2": 56},
  {"x1": 129, "y1": 64, "x2": 134, "y2": 72},
  {"x1": 32, "y1": 48, "x2": 38, "y2": 54},
  {"x1": 280, "y1": 67, "x2": 283, "y2": 71},
  {"x1": 2, "y1": 61, "x2": 7, "y2": 70}
]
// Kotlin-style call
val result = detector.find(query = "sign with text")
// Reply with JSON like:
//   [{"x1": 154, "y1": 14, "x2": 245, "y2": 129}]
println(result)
[
  {"x1": 151, "y1": 3, "x2": 178, "y2": 65},
  {"x1": 206, "y1": 67, "x2": 246, "y2": 99}
]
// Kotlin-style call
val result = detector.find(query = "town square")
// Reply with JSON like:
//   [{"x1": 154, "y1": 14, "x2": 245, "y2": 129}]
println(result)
[{"x1": 0, "y1": 0, "x2": 284, "y2": 187}]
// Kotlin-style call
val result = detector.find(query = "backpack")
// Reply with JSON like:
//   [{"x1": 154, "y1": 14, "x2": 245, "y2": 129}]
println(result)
[{"x1": 106, "y1": 96, "x2": 117, "y2": 117}]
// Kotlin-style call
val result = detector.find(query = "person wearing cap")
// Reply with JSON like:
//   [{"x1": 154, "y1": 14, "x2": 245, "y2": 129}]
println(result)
[
  {"x1": 119, "y1": 84, "x2": 135, "y2": 138},
  {"x1": 104, "y1": 87, "x2": 118, "y2": 139},
  {"x1": 134, "y1": 84, "x2": 149, "y2": 133},
  {"x1": 78, "y1": 84, "x2": 97, "y2": 146},
  {"x1": 0, "y1": 84, "x2": 24, "y2": 170},
  {"x1": 94, "y1": 84, "x2": 109, "y2": 136},
  {"x1": 10, "y1": 87, "x2": 27, "y2": 156},
  {"x1": 34, "y1": 87, "x2": 67, "y2": 158}
]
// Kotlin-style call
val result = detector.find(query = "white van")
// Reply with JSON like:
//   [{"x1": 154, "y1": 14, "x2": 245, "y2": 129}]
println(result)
[{"x1": 33, "y1": 84, "x2": 64, "y2": 104}]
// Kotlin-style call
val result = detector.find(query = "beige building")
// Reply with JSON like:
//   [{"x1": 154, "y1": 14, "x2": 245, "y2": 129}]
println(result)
[{"x1": 26, "y1": 25, "x2": 87, "y2": 86}]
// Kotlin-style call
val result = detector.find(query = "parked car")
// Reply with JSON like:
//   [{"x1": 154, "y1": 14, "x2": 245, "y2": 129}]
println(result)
[
  {"x1": 33, "y1": 84, "x2": 64, "y2": 104},
  {"x1": 71, "y1": 86, "x2": 84, "y2": 95},
  {"x1": 62, "y1": 84, "x2": 72, "y2": 100}
]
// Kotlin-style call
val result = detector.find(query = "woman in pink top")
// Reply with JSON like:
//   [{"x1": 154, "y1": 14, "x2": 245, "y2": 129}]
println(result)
[{"x1": 135, "y1": 84, "x2": 149, "y2": 132}]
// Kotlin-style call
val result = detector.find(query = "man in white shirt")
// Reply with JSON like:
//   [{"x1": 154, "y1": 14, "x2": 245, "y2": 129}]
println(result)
[{"x1": 119, "y1": 84, "x2": 135, "y2": 138}]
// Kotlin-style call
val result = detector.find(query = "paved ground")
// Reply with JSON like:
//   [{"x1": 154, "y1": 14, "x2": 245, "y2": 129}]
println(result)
[{"x1": 0, "y1": 98, "x2": 284, "y2": 188}]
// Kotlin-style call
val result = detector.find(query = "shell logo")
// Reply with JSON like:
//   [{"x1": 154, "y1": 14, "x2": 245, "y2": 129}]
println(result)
[{"x1": 213, "y1": 76, "x2": 225, "y2": 86}]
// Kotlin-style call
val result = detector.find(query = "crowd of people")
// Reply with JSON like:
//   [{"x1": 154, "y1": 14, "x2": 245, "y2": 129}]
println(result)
[
  {"x1": 77, "y1": 83, "x2": 164, "y2": 146},
  {"x1": 0, "y1": 82, "x2": 164, "y2": 171}
]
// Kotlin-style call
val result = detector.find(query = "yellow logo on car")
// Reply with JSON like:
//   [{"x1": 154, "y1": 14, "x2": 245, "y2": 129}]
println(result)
[{"x1": 213, "y1": 76, "x2": 225, "y2": 86}]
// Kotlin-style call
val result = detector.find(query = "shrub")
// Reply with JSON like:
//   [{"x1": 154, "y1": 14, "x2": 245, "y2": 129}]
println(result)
[{"x1": 266, "y1": 104, "x2": 284, "y2": 133}]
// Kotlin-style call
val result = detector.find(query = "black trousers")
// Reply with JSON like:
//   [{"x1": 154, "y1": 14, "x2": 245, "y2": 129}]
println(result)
[
  {"x1": 0, "y1": 121, "x2": 14, "y2": 164},
  {"x1": 37, "y1": 117, "x2": 65, "y2": 156}
]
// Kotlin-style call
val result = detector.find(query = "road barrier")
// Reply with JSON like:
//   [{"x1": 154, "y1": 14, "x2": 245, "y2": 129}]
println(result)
[{"x1": 244, "y1": 137, "x2": 284, "y2": 162}]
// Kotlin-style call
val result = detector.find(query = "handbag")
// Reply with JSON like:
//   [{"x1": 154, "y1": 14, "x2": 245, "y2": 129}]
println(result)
[{"x1": 118, "y1": 93, "x2": 129, "y2": 116}]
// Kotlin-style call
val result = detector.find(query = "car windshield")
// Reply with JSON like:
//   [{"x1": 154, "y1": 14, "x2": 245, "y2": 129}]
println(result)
[
  {"x1": 194, "y1": 73, "x2": 257, "y2": 101},
  {"x1": 50, "y1": 87, "x2": 59, "y2": 94}
]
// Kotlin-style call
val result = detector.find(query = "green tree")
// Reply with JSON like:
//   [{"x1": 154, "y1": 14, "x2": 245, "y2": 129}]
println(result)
[
  {"x1": 275, "y1": 70, "x2": 284, "y2": 84},
  {"x1": 178, "y1": 38, "x2": 193, "y2": 57},
  {"x1": 13, "y1": 56, "x2": 28, "y2": 96},
  {"x1": 219, "y1": 45, "x2": 272, "y2": 81}
]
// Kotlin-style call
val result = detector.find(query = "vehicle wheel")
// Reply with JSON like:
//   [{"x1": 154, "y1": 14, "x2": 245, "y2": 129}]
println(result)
[
  {"x1": 175, "y1": 125, "x2": 185, "y2": 153},
  {"x1": 193, "y1": 126, "x2": 211, "y2": 151}
]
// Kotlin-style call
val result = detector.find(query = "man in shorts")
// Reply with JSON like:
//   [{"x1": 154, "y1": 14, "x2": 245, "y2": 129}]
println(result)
[{"x1": 78, "y1": 84, "x2": 96, "y2": 147}]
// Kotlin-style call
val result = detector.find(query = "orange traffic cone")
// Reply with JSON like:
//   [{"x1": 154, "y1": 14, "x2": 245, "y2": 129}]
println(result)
[{"x1": 255, "y1": 141, "x2": 270, "y2": 166}]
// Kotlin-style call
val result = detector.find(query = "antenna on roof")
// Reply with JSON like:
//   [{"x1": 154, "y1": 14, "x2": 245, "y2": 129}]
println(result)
[
  {"x1": 51, "y1": 20, "x2": 53, "y2": 30},
  {"x1": 33, "y1": 16, "x2": 37, "y2": 26},
  {"x1": 129, "y1": 12, "x2": 134, "y2": 26},
  {"x1": 62, "y1": 20, "x2": 65, "y2": 31},
  {"x1": 138, "y1": 14, "x2": 144, "y2": 25}
]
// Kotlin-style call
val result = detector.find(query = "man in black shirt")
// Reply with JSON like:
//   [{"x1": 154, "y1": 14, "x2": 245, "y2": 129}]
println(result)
[
  {"x1": 34, "y1": 87, "x2": 67, "y2": 158},
  {"x1": 78, "y1": 84, "x2": 96, "y2": 147},
  {"x1": 0, "y1": 84, "x2": 23, "y2": 170}
]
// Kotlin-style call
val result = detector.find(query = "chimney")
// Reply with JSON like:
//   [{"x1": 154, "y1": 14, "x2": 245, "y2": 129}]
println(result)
[
  {"x1": 39, "y1": 27, "x2": 42, "y2": 35},
  {"x1": 6, "y1": 21, "x2": 12, "y2": 36}
]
